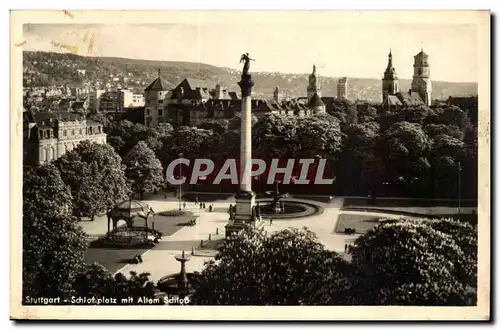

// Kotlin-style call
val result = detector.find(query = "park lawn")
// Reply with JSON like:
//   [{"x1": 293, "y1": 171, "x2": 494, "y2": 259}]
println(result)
[{"x1": 335, "y1": 213, "x2": 382, "y2": 234}]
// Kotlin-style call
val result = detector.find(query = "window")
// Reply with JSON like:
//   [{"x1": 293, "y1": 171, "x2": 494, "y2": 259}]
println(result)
[
  {"x1": 159, "y1": 99, "x2": 163, "y2": 103},
  {"x1": 89, "y1": 127, "x2": 93, "y2": 134},
  {"x1": 79, "y1": 128, "x2": 83, "y2": 135},
  {"x1": 147, "y1": 109, "x2": 151, "y2": 116},
  {"x1": 418, "y1": 68, "x2": 423, "y2": 75},
  {"x1": 158, "y1": 109, "x2": 163, "y2": 116},
  {"x1": 44, "y1": 130, "x2": 49, "y2": 139},
  {"x1": 72, "y1": 129, "x2": 75, "y2": 136},
  {"x1": 98, "y1": 126, "x2": 102, "y2": 133},
  {"x1": 63, "y1": 130, "x2": 67, "y2": 137}
]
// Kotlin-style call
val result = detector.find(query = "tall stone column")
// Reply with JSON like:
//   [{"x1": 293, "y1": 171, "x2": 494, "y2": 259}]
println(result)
[{"x1": 225, "y1": 73, "x2": 258, "y2": 238}]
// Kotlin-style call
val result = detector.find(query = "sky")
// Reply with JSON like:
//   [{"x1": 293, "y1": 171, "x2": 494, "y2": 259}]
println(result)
[{"x1": 22, "y1": 19, "x2": 479, "y2": 82}]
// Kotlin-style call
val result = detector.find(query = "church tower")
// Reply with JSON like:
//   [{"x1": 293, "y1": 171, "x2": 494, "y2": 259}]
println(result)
[
  {"x1": 411, "y1": 49, "x2": 432, "y2": 106},
  {"x1": 273, "y1": 86, "x2": 281, "y2": 103},
  {"x1": 307, "y1": 64, "x2": 321, "y2": 101},
  {"x1": 382, "y1": 50, "x2": 400, "y2": 103}
]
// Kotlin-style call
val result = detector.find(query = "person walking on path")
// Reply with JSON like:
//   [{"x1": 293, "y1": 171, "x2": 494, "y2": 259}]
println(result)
[
  {"x1": 183, "y1": 202, "x2": 186, "y2": 209},
  {"x1": 270, "y1": 218, "x2": 273, "y2": 225},
  {"x1": 195, "y1": 197, "x2": 199, "y2": 205},
  {"x1": 344, "y1": 243, "x2": 347, "y2": 253}
]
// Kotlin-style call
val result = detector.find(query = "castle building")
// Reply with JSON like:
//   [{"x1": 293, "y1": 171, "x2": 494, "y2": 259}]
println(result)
[
  {"x1": 23, "y1": 111, "x2": 107, "y2": 165},
  {"x1": 411, "y1": 49, "x2": 432, "y2": 106},
  {"x1": 381, "y1": 49, "x2": 431, "y2": 110},
  {"x1": 144, "y1": 69, "x2": 170, "y2": 126},
  {"x1": 307, "y1": 65, "x2": 321, "y2": 101},
  {"x1": 337, "y1": 77, "x2": 348, "y2": 100}
]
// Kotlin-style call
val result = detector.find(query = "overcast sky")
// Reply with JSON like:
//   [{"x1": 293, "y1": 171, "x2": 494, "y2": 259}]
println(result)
[{"x1": 23, "y1": 19, "x2": 478, "y2": 82}]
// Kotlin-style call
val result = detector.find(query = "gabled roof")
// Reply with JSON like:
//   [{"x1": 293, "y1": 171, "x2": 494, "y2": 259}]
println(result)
[
  {"x1": 397, "y1": 92, "x2": 423, "y2": 106},
  {"x1": 307, "y1": 92, "x2": 325, "y2": 108},
  {"x1": 184, "y1": 78, "x2": 214, "y2": 91},
  {"x1": 385, "y1": 95, "x2": 403, "y2": 106}
]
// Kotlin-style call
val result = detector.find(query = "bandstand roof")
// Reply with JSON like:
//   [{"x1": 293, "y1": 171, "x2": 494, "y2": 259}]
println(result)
[{"x1": 108, "y1": 200, "x2": 154, "y2": 220}]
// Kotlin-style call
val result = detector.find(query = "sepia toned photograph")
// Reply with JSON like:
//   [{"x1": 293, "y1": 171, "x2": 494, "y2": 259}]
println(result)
[{"x1": 10, "y1": 10, "x2": 490, "y2": 320}]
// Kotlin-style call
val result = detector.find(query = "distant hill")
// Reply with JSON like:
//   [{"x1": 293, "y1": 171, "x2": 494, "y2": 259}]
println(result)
[{"x1": 23, "y1": 51, "x2": 478, "y2": 102}]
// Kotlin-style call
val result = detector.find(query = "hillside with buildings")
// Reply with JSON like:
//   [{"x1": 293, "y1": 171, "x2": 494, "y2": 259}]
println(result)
[{"x1": 23, "y1": 51, "x2": 477, "y2": 102}]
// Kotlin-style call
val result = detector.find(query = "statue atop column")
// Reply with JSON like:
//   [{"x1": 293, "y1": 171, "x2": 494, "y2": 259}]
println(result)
[{"x1": 240, "y1": 53, "x2": 255, "y2": 76}]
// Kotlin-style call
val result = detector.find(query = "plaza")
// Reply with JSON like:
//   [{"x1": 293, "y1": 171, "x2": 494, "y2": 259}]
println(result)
[{"x1": 79, "y1": 192, "x2": 475, "y2": 283}]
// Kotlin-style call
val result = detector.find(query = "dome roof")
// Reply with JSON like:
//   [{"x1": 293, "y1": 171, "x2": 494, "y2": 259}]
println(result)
[
  {"x1": 415, "y1": 49, "x2": 428, "y2": 58},
  {"x1": 109, "y1": 200, "x2": 153, "y2": 220},
  {"x1": 307, "y1": 92, "x2": 325, "y2": 108}
]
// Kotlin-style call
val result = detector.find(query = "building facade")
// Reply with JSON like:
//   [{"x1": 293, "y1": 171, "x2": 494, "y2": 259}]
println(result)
[
  {"x1": 23, "y1": 111, "x2": 107, "y2": 165},
  {"x1": 337, "y1": 77, "x2": 348, "y2": 100}
]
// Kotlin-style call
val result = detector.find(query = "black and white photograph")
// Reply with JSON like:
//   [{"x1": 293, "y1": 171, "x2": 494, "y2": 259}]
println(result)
[{"x1": 10, "y1": 10, "x2": 490, "y2": 320}]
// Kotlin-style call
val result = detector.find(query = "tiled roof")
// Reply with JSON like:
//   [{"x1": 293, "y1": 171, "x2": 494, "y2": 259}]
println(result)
[
  {"x1": 386, "y1": 95, "x2": 402, "y2": 106},
  {"x1": 397, "y1": 92, "x2": 423, "y2": 106}
]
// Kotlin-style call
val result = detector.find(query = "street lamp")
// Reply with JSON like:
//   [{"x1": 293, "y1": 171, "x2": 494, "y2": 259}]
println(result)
[
  {"x1": 457, "y1": 161, "x2": 462, "y2": 216},
  {"x1": 178, "y1": 153, "x2": 184, "y2": 211}
]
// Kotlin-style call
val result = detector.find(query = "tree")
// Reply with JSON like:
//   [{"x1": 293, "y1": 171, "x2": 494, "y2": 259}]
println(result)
[
  {"x1": 358, "y1": 105, "x2": 379, "y2": 123},
  {"x1": 328, "y1": 98, "x2": 357, "y2": 124},
  {"x1": 295, "y1": 114, "x2": 343, "y2": 158},
  {"x1": 350, "y1": 218, "x2": 476, "y2": 305},
  {"x1": 381, "y1": 121, "x2": 432, "y2": 183},
  {"x1": 338, "y1": 122, "x2": 384, "y2": 195},
  {"x1": 72, "y1": 264, "x2": 157, "y2": 303},
  {"x1": 253, "y1": 114, "x2": 301, "y2": 159},
  {"x1": 23, "y1": 164, "x2": 88, "y2": 299},
  {"x1": 123, "y1": 141, "x2": 164, "y2": 199},
  {"x1": 433, "y1": 105, "x2": 471, "y2": 131},
  {"x1": 191, "y1": 227, "x2": 352, "y2": 305},
  {"x1": 56, "y1": 141, "x2": 130, "y2": 220}
]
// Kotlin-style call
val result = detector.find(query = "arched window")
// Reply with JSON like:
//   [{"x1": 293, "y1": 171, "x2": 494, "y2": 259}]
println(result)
[
  {"x1": 89, "y1": 127, "x2": 93, "y2": 134},
  {"x1": 79, "y1": 128, "x2": 83, "y2": 135},
  {"x1": 51, "y1": 147, "x2": 55, "y2": 160},
  {"x1": 418, "y1": 68, "x2": 423, "y2": 75},
  {"x1": 45, "y1": 148, "x2": 50, "y2": 162}
]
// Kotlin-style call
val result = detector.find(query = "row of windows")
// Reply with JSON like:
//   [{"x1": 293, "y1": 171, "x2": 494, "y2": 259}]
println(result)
[{"x1": 39, "y1": 126, "x2": 102, "y2": 139}]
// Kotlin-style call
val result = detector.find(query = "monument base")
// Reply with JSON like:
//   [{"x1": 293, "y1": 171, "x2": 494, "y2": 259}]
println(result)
[{"x1": 225, "y1": 190, "x2": 262, "y2": 238}]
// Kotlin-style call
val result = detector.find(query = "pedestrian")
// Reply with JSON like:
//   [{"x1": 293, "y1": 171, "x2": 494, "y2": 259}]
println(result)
[
  {"x1": 183, "y1": 202, "x2": 186, "y2": 209},
  {"x1": 200, "y1": 203, "x2": 203, "y2": 210},
  {"x1": 344, "y1": 243, "x2": 347, "y2": 253},
  {"x1": 203, "y1": 202, "x2": 206, "y2": 209},
  {"x1": 195, "y1": 197, "x2": 199, "y2": 205},
  {"x1": 270, "y1": 218, "x2": 273, "y2": 225},
  {"x1": 209, "y1": 204, "x2": 213, "y2": 212}
]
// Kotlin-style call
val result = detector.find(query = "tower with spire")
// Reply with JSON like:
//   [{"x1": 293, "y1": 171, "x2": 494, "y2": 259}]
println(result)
[
  {"x1": 411, "y1": 48, "x2": 432, "y2": 106},
  {"x1": 382, "y1": 50, "x2": 400, "y2": 104},
  {"x1": 307, "y1": 64, "x2": 321, "y2": 102},
  {"x1": 273, "y1": 85, "x2": 281, "y2": 103}
]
